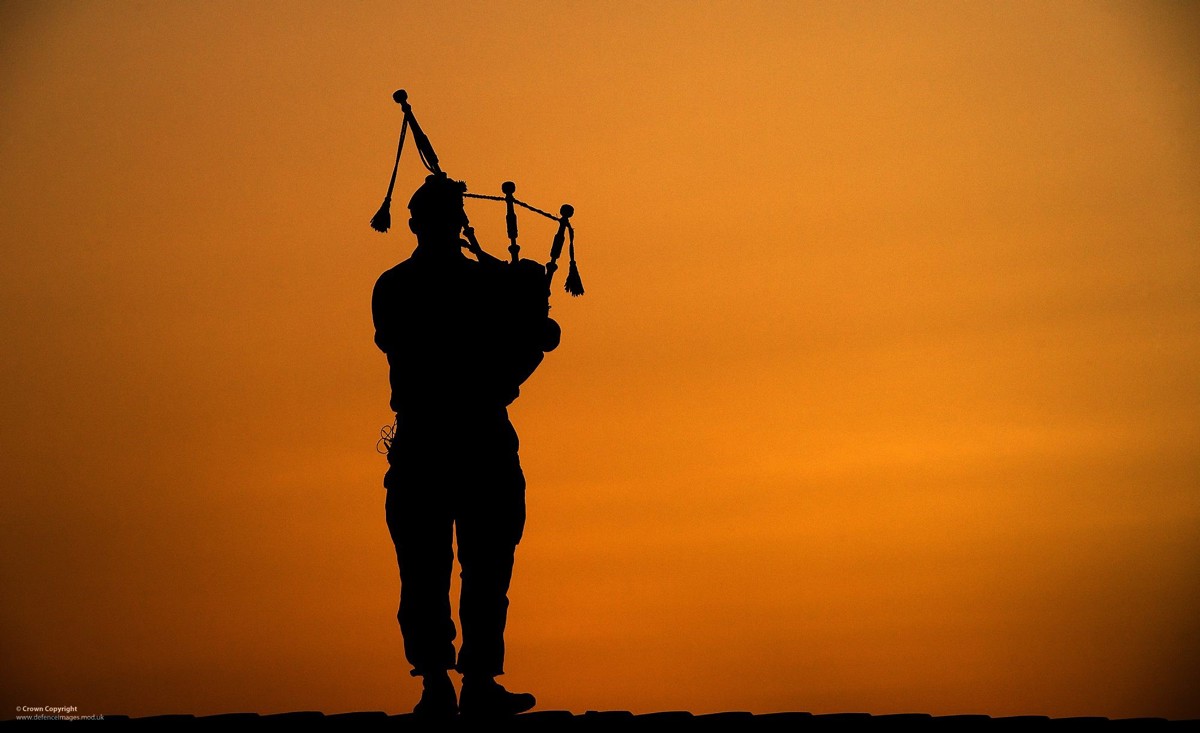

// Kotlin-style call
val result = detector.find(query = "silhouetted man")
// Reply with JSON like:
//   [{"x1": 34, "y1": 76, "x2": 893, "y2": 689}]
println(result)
[{"x1": 372, "y1": 172, "x2": 557, "y2": 717}]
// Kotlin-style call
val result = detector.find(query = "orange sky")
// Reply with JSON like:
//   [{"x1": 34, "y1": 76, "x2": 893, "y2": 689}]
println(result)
[{"x1": 2, "y1": 0, "x2": 1197, "y2": 720}]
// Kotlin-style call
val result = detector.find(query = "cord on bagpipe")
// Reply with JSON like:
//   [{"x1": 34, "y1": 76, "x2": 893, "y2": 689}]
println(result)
[{"x1": 370, "y1": 90, "x2": 584, "y2": 297}]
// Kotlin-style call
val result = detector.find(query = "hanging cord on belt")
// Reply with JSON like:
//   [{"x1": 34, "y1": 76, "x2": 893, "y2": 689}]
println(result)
[{"x1": 376, "y1": 419, "x2": 397, "y2": 455}]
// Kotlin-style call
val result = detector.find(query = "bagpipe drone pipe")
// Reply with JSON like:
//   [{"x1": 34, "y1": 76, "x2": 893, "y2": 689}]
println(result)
[
  {"x1": 370, "y1": 89, "x2": 584, "y2": 298},
  {"x1": 369, "y1": 90, "x2": 582, "y2": 392}
]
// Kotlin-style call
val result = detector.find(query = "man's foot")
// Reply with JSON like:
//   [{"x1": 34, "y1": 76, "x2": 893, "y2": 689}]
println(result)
[
  {"x1": 458, "y1": 676, "x2": 536, "y2": 716},
  {"x1": 412, "y1": 671, "x2": 457, "y2": 718}
]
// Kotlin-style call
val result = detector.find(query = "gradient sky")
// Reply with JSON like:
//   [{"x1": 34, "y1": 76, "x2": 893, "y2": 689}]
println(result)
[{"x1": 2, "y1": 0, "x2": 1197, "y2": 720}]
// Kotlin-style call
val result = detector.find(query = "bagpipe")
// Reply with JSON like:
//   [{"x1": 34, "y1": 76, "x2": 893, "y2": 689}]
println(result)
[{"x1": 369, "y1": 90, "x2": 584, "y2": 299}]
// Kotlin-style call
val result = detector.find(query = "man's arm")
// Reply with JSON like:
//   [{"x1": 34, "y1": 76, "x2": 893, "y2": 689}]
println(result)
[{"x1": 372, "y1": 268, "x2": 404, "y2": 355}]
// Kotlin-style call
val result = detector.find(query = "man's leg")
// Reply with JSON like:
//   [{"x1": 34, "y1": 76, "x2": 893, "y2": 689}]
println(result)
[
  {"x1": 454, "y1": 416, "x2": 534, "y2": 714},
  {"x1": 385, "y1": 468, "x2": 458, "y2": 709},
  {"x1": 455, "y1": 525, "x2": 518, "y2": 677},
  {"x1": 457, "y1": 530, "x2": 534, "y2": 715}
]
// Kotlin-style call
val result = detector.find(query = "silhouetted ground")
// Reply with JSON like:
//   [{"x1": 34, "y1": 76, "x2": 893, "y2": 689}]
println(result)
[{"x1": 3, "y1": 711, "x2": 1194, "y2": 728}]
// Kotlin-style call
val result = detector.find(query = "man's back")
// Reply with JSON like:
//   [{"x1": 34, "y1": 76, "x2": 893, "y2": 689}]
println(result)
[
  {"x1": 373, "y1": 243, "x2": 513, "y2": 418},
  {"x1": 373, "y1": 242, "x2": 555, "y2": 421}
]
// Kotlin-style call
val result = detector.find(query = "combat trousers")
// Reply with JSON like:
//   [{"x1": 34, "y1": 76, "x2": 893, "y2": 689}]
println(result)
[{"x1": 384, "y1": 410, "x2": 526, "y2": 678}]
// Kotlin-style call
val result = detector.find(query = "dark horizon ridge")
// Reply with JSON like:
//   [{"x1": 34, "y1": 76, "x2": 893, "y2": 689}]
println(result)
[{"x1": 3, "y1": 710, "x2": 1194, "y2": 728}]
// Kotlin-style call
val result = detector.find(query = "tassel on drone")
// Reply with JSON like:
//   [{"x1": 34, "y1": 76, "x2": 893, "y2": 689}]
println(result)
[{"x1": 370, "y1": 89, "x2": 585, "y2": 297}]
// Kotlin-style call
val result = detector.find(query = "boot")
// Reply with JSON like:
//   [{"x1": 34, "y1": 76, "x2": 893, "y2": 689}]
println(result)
[
  {"x1": 412, "y1": 671, "x2": 457, "y2": 718},
  {"x1": 458, "y1": 676, "x2": 536, "y2": 716}
]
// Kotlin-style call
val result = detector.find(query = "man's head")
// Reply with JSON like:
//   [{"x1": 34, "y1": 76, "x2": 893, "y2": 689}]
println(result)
[{"x1": 408, "y1": 173, "x2": 468, "y2": 243}]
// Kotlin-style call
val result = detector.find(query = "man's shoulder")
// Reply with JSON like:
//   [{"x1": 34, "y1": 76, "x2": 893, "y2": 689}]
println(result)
[
  {"x1": 375, "y1": 250, "x2": 492, "y2": 307},
  {"x1": 372, "y1": 259, "x2": 423, "y2": 344},
  {"x1": 376, "y1": 257, "x2": 417, "y2": 282},
  {"x1": 373, "y1": 256, "x2": 425, "y2": 296}
]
